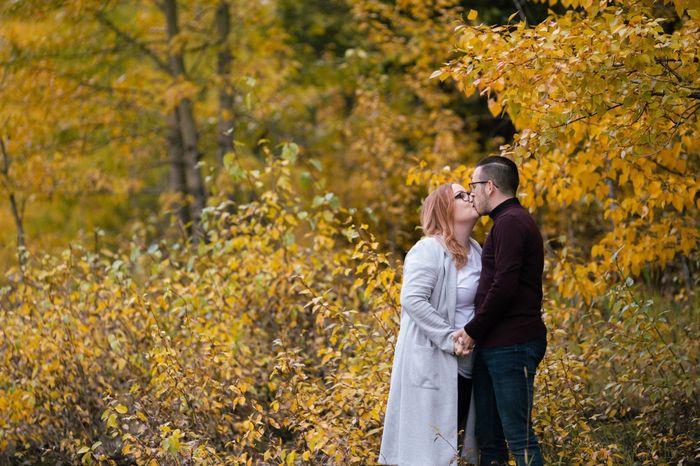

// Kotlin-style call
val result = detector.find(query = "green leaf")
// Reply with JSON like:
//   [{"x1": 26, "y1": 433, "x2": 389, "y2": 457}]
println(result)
[
  {"x1": 284, "y1": 231, "x2": 295, "y2": 246},
  {"x1": 300, "y1": 171, "x2": 313, "y2": 189},
  {"x1": 281, "y1": 142, "x2": 299, "y2": 162},
  {"x1": 309, "y1": 158, "x2": 323, "y2": 171}
]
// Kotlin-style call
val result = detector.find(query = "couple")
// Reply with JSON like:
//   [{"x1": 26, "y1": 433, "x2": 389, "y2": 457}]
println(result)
[{"x1": 379, "y1": 156, "x2": 547, "y2": 466}]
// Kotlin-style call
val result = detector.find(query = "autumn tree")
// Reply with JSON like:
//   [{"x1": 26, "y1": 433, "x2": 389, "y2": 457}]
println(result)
[
  {"x1": 0, "y1": 0, "x2": 297, "y2": 262},
  {"x1": 436, "y1": 0, "x2": 699, "y2": 298}
]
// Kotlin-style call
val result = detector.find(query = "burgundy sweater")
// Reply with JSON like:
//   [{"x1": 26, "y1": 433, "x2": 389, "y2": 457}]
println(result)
[{"x1": 464, "y1": 198, "x2": 547, "y2": 348}]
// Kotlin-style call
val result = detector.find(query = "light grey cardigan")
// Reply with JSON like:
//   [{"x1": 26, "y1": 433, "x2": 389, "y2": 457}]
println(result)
[{"x1": 379, "y1": 235, "x2": 481, "y2": 466}]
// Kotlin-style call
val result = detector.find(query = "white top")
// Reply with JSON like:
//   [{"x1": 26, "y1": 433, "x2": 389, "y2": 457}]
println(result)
[{"x1": 455, "y1": 245, "x2": 482, "y2": 378}]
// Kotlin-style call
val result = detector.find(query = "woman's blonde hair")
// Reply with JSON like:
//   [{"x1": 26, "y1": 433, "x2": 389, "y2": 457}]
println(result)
[{"x1": 420, "y1": 183, "x2": 467, "y2": 268}]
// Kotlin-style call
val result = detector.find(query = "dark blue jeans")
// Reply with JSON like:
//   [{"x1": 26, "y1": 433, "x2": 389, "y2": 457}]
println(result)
[{"x1": 473, "y1": 337, "x2": 547, "y2": 466}]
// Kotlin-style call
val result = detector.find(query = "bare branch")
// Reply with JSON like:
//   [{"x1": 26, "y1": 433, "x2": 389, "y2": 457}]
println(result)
[
  {"x1": 656, "y1": 57, "x2": 685, "y2": 83},
  {"x1": 550, "y1": 102, "x2": 624, "y2": 129},
  {"x1": 512, "y1": 0, "x2": 531, "y2": 26},
  {"x1": 95, "y1": 11, "x2": 170, "y2": 73},
  {"x1": 0, "y1": 136, "x2": 9, "y2": 175}
]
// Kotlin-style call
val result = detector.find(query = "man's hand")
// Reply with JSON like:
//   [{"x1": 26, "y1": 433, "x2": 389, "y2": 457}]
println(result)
[
  {"x1": 451, "y1": 328, "x2": 475, "y2": 356},
  {"x1": 453, "y1": 332, "x2": 466, "y2": 356}
]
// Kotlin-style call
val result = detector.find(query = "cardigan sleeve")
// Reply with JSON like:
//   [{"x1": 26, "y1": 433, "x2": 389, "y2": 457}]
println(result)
[{"x1": 399, "y1": 238, "x2": 456, "y2": 354}]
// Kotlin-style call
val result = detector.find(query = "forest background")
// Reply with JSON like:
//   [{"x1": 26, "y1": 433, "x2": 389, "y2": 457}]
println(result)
[{"x1": 0, "y1": 0, "x2": 698, "y2": 464}]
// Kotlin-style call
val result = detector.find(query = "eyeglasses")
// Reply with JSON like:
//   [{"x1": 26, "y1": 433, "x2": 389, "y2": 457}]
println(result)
[
  {"x1": 469, "y1": 180, "x2": 499, "y2": 190},
  {"x1": 454, "y1": 191, "x2": 472, "y2": 202}
]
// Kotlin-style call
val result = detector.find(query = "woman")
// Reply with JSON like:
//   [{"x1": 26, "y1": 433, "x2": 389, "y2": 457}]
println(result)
[{"x1": 379, "y1": 183, "x2": 482, "y2": 466}]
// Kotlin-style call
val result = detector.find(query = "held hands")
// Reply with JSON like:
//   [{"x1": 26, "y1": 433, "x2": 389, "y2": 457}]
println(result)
[{"x1": 451, "y1": 328, "x2": 475, "y2": 357}]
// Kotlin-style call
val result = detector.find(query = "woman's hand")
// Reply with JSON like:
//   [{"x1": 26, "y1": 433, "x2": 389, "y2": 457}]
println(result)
[{"x1": 451, "y1": 329, "x2": 475, "y2": 356}]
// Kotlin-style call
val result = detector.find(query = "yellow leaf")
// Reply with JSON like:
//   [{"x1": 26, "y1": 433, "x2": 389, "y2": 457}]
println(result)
[
  {"x1": 671, "y1": 195, "x2": 683, "y2": 211},
  {"x1": 487, "y1": 97, "x2": 503, "y2": 117},
  {"x1": 106, "y1": 413, "x2": 118, "y2": 430},
  {"x1": 115, "y1": 404, "x2": 128, "y2": 414},
  {"x1": 467, "y1": 9, "x2": 478, "y2": 21},
  {"x1": 673, "y1": 0, "x2": 686, "y2": 17}
]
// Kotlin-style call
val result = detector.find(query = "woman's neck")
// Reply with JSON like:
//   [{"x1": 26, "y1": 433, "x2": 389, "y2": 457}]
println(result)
[{"x1": 453, "y1": 221, "x2": 474, "y2": 248}]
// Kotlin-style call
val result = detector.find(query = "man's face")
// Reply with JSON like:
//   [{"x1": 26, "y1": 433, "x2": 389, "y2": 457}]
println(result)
[{"x1": 470, "y1": 166, "x2": 488, "y2": 215}]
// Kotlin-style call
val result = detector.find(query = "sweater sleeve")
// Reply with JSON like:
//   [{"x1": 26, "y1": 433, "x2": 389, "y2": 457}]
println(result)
[
  {"x1": 400, "y1": 239, "x2": 456, "y2": 353},
  {"x1": 464, "y1": 216, "x2": 526, "y2": 341}
]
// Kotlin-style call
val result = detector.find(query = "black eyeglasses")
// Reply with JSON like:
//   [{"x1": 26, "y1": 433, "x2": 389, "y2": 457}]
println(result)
[
  {"x1": 469, "y1": 180, "x2": 499, "y2": 190},
  {"x1": 454, "y1": 191, "x2": 472, "y2": 202}
]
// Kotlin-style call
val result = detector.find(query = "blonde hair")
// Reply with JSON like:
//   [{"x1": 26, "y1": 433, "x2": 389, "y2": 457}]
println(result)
[{"x1": 420, "y1": 183, "x2": 468, "y2": 268}]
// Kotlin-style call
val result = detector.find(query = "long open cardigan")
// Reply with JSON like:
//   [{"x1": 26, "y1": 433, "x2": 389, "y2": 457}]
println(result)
[{"x1": 379, "y1": 236, "x2": 481, "y2": 466}]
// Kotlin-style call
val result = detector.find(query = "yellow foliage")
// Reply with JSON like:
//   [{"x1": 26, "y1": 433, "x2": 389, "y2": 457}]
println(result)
[
  {"x1": 0, "y1": 1, "x2": 697, "y2": 465},
  {"x1": 440, "y1": 1, "x2": 699, "y2": 303},
  {"x1": 0, "y1": 147, "x2": 697, "y2": 465}
]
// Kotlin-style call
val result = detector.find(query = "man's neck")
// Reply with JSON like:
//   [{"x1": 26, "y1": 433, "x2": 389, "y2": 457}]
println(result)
[
  {"x1": 489, "y1": 194, "x2": 512, "y2": 210},
  {"x1": 488, "y1": 196, "x2": 518, "y2": 218}
]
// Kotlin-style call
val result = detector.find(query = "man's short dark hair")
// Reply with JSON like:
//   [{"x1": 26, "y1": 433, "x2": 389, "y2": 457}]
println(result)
[{"x1": 475, "y1": 156, "x2": 519, "y2": 196}]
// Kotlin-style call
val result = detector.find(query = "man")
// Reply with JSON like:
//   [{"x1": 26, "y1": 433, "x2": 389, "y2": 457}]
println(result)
[{"x1": 453, "y1": 156, "x2": 547, "y2": 466}]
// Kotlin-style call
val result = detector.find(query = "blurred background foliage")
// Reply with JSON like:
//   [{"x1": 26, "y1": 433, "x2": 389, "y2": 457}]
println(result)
[{"x1": 0, "y1": 0, "x2": 697, "y2": 464}]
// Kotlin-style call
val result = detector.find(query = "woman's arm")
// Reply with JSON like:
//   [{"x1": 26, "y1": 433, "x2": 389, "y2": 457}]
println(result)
[{"x1": 400, "y1": 239, "x2": 456, "y2": 353}]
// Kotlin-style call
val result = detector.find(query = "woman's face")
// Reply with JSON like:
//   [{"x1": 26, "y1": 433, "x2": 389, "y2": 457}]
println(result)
[{"x1": 451, "y1": 183, "x2": 479, "y2": 223}]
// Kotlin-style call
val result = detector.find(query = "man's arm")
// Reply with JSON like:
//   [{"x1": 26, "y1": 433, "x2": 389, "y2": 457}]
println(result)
[{"x1": 463, "y1": 216, "x2": 526, "y2": 341}]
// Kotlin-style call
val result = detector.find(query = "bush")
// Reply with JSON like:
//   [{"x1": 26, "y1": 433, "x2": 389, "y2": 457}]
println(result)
[{"x1": 1, "y1": 152, "x2": 697, "y2": 465}]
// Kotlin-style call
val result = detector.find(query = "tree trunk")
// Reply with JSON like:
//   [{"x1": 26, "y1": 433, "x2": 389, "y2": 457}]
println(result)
[
  {"x1": 0, "y1": 137, "x2": 26, "y2": 270},
  {"x1": 167, "y1": 109, "x2": 192, "y2": 234},
  {"x1": 216, "y1": 0, "x2": 235, "y2": 168},
  {"x1": 8, "y1": 193, "x2": 25, "y2": 266},
  {"x1": 162, "y1": 0, "x2": 207, "y2": 240}
]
